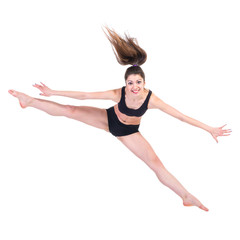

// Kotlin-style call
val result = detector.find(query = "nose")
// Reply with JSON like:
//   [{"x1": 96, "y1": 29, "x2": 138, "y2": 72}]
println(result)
[{"x1": 132, "y1": 83, "x2": 138, "y2": 89}]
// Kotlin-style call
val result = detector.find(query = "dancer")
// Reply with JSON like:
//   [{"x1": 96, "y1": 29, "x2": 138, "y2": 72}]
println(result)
[{"x1": 9, "y1": 27, "x2": 231, "y2": 211}]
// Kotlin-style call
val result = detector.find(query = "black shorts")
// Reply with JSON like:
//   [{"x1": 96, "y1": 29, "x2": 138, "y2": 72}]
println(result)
[{"x1": 106, "y1": 107, "x2": 139, "y2": 137}]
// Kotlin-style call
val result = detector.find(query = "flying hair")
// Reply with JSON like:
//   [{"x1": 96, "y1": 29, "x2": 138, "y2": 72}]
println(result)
[{"x1": 103, "y1": 26, "x2": 147, "y2": 66}]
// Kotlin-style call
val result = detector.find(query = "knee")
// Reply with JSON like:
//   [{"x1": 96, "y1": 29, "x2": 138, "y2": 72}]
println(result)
[
  {"x1": 149, "y1": 156, "x2": 165, "y2": 172},
  {"x1": 64, "y1": 105, "x2": 76, "y2": 117}
]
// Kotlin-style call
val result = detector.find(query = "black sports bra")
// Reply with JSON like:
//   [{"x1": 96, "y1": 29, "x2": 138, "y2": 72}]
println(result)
[{"x1": 118, "y1": 86, "x2": 152, "y2": 117}]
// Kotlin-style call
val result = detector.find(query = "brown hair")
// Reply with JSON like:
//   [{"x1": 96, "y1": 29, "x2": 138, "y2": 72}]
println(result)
[{"x1": 103, "y1": 27, "x2": 147, "y2": 81}]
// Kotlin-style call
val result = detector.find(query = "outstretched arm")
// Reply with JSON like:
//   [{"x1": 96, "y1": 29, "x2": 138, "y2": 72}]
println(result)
[
  {"x1": 33, "y1": 83, "x2": 120, "y2": 102},
  {"x1": 149, "y1": 93, "x2": 231, "y2": 143}
]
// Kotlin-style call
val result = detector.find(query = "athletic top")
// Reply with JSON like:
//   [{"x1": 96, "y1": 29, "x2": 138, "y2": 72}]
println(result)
[{"x1": 118, "y1": 86, "x2": 152, "y2": 117}]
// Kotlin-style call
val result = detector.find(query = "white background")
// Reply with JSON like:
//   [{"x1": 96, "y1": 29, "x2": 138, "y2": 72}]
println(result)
[{"x1": 1, "y1": 0, "x2": 239, "y2": 239}]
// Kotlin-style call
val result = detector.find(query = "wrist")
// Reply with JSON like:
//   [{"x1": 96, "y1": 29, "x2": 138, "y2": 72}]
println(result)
[
  {"x1": 51, "y1": 90, "x2": 59, "y2": 96},
  {"x1": 205, "y1": 125, "x2": 213, "y2": 133}
]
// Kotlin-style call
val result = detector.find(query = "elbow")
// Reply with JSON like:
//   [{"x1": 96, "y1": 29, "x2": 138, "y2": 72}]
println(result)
[
  {"x1": 178, "y1": 114, "x2": 186, "y2": 122},
  {"x1": 80, "y1": 93, "x2": 87, "y2": 100}
]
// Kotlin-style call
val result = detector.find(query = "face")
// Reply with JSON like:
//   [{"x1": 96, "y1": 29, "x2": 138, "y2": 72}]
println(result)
[{"x1": 125, "y1": 74, "x2": 145, "y2": 96}]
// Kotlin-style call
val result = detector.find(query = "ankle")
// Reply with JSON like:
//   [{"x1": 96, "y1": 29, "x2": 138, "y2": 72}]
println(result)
[
  {"x1": 27, "y1": 97, "x2": 37, "y2": 107},
  {"x1": 182, "y1": 192, "x2": 191, "y2": 201}
]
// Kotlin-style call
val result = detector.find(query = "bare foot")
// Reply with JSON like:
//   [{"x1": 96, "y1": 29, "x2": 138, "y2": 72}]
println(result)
[
  {"x1": 183, "y1": 193, "x2": 209, "y2": 212},
  {"x1": 8, "y1": 90, "x2": 33, "y2": 108}
]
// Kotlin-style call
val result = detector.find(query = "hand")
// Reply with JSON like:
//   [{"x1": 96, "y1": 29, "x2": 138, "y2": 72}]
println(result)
[
  {"x1": 33, "y1": 82, "x2": 54, "y2": 97},
  {"x1": 210, "y1": 124, "x2": 232, "y2": 143}
]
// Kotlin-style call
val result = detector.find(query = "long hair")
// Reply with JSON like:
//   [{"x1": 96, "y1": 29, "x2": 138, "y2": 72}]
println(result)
[{"x1": 103, "y1": 27, "x2": 147, "y2": 81}]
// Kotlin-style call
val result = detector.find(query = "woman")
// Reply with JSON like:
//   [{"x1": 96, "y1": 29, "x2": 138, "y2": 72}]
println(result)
[{"x1": 8, "y1": 27, "x2": 231, "y2": 211}]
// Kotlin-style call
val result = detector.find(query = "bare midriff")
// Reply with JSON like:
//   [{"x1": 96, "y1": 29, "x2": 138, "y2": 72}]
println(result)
[{"x1": 114, "y1": 104, "x2": 141, "y2": 125}]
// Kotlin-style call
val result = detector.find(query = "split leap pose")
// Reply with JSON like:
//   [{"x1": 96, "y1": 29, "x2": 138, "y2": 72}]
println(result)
[{"x1": 9, "y1": 27, "x2": 231, "y2": 211}]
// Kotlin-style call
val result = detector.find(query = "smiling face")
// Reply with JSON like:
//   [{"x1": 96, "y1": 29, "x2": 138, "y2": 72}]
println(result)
[{"x1": 125, "y1": 74, "x2": 145, "y2": 96}]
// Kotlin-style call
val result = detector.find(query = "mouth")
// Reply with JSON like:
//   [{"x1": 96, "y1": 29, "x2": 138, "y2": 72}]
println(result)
[{"x1": 131, "y1": 89, "x2": 140, "y2": 94}]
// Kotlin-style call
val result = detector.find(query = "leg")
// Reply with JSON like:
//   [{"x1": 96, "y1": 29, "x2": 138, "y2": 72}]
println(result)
[
  {"x1": 118, "y1": 132, "x2": 208, "y2": 211},
  {"x1": 8, "y1": 90, "x2": 109, "y2": 131}
]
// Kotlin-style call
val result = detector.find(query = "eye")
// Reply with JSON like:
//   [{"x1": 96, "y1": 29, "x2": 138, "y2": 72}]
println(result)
[
  {"x1": 137, "y1": 81, "x2": 142, "y2": 84},
  {"x1": 128, "y1": 82, "x2": 133, "y2": 85}
]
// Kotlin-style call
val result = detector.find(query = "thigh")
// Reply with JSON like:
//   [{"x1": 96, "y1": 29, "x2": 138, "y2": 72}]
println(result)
[
  {"x1": 117, "y1": 132, "x2": 162, "y2": 170},
  {"x1": 68, "y1": 106, "x2": 109, "y2": 132}
]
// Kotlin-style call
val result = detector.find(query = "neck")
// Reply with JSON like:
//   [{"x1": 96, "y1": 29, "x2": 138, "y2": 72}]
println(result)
[{"x1": 125, "y1": 88, "x2": 146, "y2": 101}]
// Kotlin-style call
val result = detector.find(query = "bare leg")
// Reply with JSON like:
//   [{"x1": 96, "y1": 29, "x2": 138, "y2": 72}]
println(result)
[
  {"x1": 8, "y1": 90, "x2": 109, "y2": 131},
  {"x1": 118, "y1": 132, "x2": 209, "y2": 211}
]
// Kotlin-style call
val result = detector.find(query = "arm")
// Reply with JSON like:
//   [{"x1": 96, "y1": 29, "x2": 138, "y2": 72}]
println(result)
[
  {"x1": 149, "y1": 93, "x2": 231, "y2": 142},
  {"x1": 33, "y1": 82, "x2": 120, "y2": 102}
]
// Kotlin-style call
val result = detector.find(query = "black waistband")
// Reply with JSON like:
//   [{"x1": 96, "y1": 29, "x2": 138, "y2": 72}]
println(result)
[{"x1": 106, "y1": 107, "x2": 139, "y2": 137}]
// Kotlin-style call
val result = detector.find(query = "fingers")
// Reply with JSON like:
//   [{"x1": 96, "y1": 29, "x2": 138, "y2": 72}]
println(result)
[
  {"x1": 220, "y1": 124, "x2": 232, "y2": 131},
  {"x1": 221, "y1": 128, "x2": 232, "y2": 136},
  {"x1": 211, "y1": 124, "x2": 232, "y2": 143},
  {"x1": 223, "y1": 131, "x2": 232, "y2": 135},
  {"x1": 33, "y1": 83, "x2": 48, "y2": 94},
  {"x1": 32, "y1": 82, "x2": 52, "y2": 97},
  {"x1": 212, "y1": 129, "x2": 231, "y2": 143},
  {"x1": 220, "y1": 124, "x2": 227, "y2": 129},
  {"x1": 33, "y1": 83, "x2": 41, "y2": 89},
  {"x1": 218, "y1": 125, "x2": 232, "y2": 137},
  {"x1": 216, "y1": 131, "x2": 231, "y2": 137},
  {"x1": 33, "y1": 83, "x2": 45, "y2": 95},
  {"x1": 212, "y1": 134, "x2": 218, "y2": 143},
  {"x1": 223, "y1": 129, "x2": 232, "y2": 133},
  {"x1": 33, "y1": 82, "x2": 47, "y2": 88}
]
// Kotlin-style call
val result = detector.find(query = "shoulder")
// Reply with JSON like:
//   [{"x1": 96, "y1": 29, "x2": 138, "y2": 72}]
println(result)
[
  {"x1": 85, "y1": 88, "x2": 121, "y2": 102},
  {"x1": 148, "y1": 92, "x2": 164, "y2": 109},
  {"x1": 110, "y1": 88, "x2": 122, "y2": 102}
]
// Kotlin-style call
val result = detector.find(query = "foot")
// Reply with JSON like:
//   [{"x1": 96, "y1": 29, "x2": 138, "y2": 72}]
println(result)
[
  {"x1": 183, "y1": 193, "x2": 209, "y2": 212},
  {"x1": 8, "y1": 90, "x2": 33, "y2": 108}
]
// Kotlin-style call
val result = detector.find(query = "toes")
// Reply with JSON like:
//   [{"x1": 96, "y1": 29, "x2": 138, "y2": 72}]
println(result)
[
  {"x1": 8, "y1": 89, "x2": 17, "y2": 96},
  {"x1": 199, "y1": 205, "x2": 209, "y2": 212}
]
